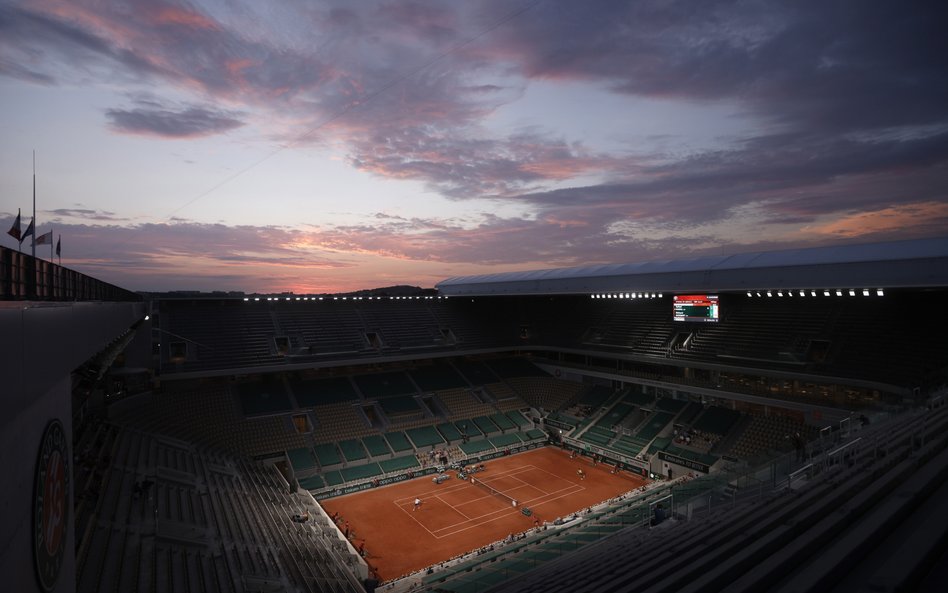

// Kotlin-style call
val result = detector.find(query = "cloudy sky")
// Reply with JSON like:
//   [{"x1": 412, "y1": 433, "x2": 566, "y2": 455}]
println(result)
[{"x1": 1, "y1": 0, "x2": 946, "y2": 293}]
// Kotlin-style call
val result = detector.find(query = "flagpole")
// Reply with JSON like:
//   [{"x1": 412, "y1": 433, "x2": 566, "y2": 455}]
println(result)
[
  {"x1": 50, "y1": 226, "x2": 54, "y2": 262},
  {"x1": 32, "y1": 150, "x2": 36, "y2": 259},
  {"x1": 16, "y1": 208, "x2": 21, "y2": 253}
]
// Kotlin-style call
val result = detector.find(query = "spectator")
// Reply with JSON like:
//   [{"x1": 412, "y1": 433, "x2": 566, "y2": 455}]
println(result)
[{"x1": 652, "y1": 504, "x2": 666, "y2": 526}]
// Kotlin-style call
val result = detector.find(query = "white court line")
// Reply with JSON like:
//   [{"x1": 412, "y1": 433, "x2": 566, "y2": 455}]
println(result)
[
  {"x1": 391, "y1": 465, "x2": 540, "y2": 506},
  {"x1": 432, "y1": 486, "x2": 586, "y2": 538},
  {"x1": 392, "y1": 462, "x2": 588, "y2": 538},
  {"x1": 435, "y1": 494, "x2": 471, "y2": 520},
  {"x1": 392, "y1": 499, "x2": 438, "y2": 539},
  {"x1": 429, "y1": 481, "x2": 586, "y2": 538}
]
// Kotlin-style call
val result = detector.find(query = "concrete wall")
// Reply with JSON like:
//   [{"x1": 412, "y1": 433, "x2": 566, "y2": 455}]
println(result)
[
  {"x1": 0, "y1": 377, "x2": 74, "y2": 593},
  {"x1": 0, "y1": 301, "x2": 144, "y2": 593}
]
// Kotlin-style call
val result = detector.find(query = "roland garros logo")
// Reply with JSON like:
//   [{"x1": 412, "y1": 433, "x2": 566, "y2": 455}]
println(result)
[{"x1": 33, "y1": 419, "x2": 69, "y2": 592}]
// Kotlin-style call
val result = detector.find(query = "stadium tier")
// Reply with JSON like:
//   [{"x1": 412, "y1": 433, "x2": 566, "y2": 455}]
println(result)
[{"x1": 154, "y1": 290, "x2": 948, "y2": 393}]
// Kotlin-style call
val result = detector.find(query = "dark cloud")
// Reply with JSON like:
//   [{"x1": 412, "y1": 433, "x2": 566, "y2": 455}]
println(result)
[
  {"x1": 349, "y1": 128, "x2": 617, "y2": 198},
  {"x1": 105, "y1": 103, "x2": 245, "y2": 138},
  {"x1": 493, "y1": 128, "x2": 948, "y2": 230},
  {"x1": 0, "y1": 4, "x2": 166, "y2": 83},
  {"x1": 484, "y1": 0, "x2": 948, "y2": 133},
  {"x1": 47, "y1": 208, "x2": 127, "y2": 221},
  {"x1": 0, "y1": 58, "x2": 56, "y2": 84},
  {"x1": 0, "y1": 1, "x2": 332, "y2": 104},
  {"x1": 377, "y1": 1, "x2": 459, "y2": 44}
]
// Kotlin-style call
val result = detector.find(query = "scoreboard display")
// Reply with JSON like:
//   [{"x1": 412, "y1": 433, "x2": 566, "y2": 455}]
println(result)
[{"x1": 673, "y1": 294, "x2": 719, "y2": 322}]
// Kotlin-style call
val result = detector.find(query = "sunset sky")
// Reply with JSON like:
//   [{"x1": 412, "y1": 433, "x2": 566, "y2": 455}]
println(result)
[{"x1": 1, "y1": 0, "x2": 946, "y2": 293}]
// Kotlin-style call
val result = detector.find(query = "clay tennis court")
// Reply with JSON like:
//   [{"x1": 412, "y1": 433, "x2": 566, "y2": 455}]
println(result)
[{"x1": 320, "y1": 446, "x2": 648, "y2": 581}]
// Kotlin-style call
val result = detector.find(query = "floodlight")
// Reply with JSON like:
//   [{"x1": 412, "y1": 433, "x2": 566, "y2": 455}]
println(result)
[
  {"x1": 766, "y1": 291, "x2": 772, "y2": 297},
  {"x1": 243, "y1": 297, "x2": 249, "y2": 301},
  {"x1": 877, "y1": 288, "x2": 884, "y2": 296},
  {"x1": 800, "y1": 290, "x2": 806, "y2": 297},
  {"x1": 254, "y1": 297, "x2": 260, "y2": 301},
  {"x1": 811, "y1": 291, "x2": 817, "y2": 297},
  {"x1": 848, "y1": 289, "x2": 855, "y2": 296},
  {"x1": 756, "y1": 292, "x2": 761, "y2": 297},
  {"x1": 747, "y1": 292, "x2": 752, "y2": 297},
  {"x1": 777, "y1": 291, "x2": 783, "y2": 297},
  {"x1": 144, "y1": 315, "x2": 150, "y2": 321},
  {"x1": 835, "y1": 290, "x2": 842, "y2": 296}
]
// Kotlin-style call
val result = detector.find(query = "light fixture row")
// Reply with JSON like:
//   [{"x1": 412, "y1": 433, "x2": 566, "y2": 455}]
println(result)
[
  {"x1": 746, "y1": 288, "x2": 885, "y2": 298},
  {"x1": 590, "y1": 293, "x2": 663, "y2": 299}
]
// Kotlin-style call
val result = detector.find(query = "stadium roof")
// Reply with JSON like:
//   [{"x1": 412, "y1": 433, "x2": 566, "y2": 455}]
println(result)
[{"x1": 436, "y1": 236, "x2": 948, "y2": 296}]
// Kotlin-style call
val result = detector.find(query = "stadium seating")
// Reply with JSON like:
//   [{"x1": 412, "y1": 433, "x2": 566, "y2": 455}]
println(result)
[
  {"x1": 361, "y1": 434, "x2": 392, "y2": 457},
  {"x1": 288, "y1": 375, "x2": 359, "y2": 406},
  {"x1": 378, "y1": 455, "x2": 421, "y2": 473},
  {"x1": 383, "y1": 431, "x2": 414, "y2": 453},
  {"x1": 75, "y1": 425, "x2": 365, "y2": 593},
  {"x1": 313, "y1": 443, "x2": 342, "y2": 467},
  {"x1": 436, "y1": 422, "x2": 464, "y2": 443},
  {"x1": 405, "y1": 426, "x2": 446, "y2": 448}
]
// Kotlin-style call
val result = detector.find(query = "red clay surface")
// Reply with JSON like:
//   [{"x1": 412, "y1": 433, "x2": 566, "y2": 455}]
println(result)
[{"x1": 320, "y1": 446, "x2": 648, "y2": 581}]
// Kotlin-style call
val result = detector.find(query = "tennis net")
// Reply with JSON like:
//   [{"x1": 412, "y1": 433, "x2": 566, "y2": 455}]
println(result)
[{"x1": 470, "y1": 476, "x2": 517, "y2": 507}]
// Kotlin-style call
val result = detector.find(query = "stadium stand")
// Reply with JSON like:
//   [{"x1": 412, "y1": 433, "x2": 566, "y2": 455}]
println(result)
[
  {"x1": 361, "y1": 434, "x2": 392, "y2": 457},
  {"x1": 289, "y1": 375, "x2": 359, "y2": 406},
  {"x1": 405, "y1": 426, "x2": 445, "y2": 449},
  {"x1": 9, "y1": 239, "x2": 948, "y2": 593},
  {"x1": 73, "y1": 426, "x2": 365, "y2": 593},
  {"x1": 383, "y1": 431, "x2": 414, "y2": 453}
]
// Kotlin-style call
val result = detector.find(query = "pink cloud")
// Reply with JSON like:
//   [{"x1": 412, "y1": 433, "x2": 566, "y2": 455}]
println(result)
[{"x1": 806, "y1": 201, "x2": 948, "y2": 239}]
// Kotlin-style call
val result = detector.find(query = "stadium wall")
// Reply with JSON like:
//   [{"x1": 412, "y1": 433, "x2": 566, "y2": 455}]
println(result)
[
  {"x1": 0, "y1": 376, "x2": 75, "y2": 593},
  {"x1": 0, "y1": 301, "x2": 144, "y2": 593}
]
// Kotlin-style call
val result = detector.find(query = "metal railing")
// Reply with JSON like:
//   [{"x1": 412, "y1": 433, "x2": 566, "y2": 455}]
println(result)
[{"x1": 1, "y1": 246, "x2": 140, "y2": 301}]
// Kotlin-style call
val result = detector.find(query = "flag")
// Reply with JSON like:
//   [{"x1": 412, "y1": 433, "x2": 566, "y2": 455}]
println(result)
[
  {"x1": 35, "y1": 230, "x2": 53, "y2": 245},
  {"x1": 6, "y1": 209, "x2": 21, "y2": 240},
  {"x1": 21, "y1": 218, "x2": 34, "y2": 243},
  {"x1": 56, "y1": 236, "x2": 61, "y2": 257}
]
